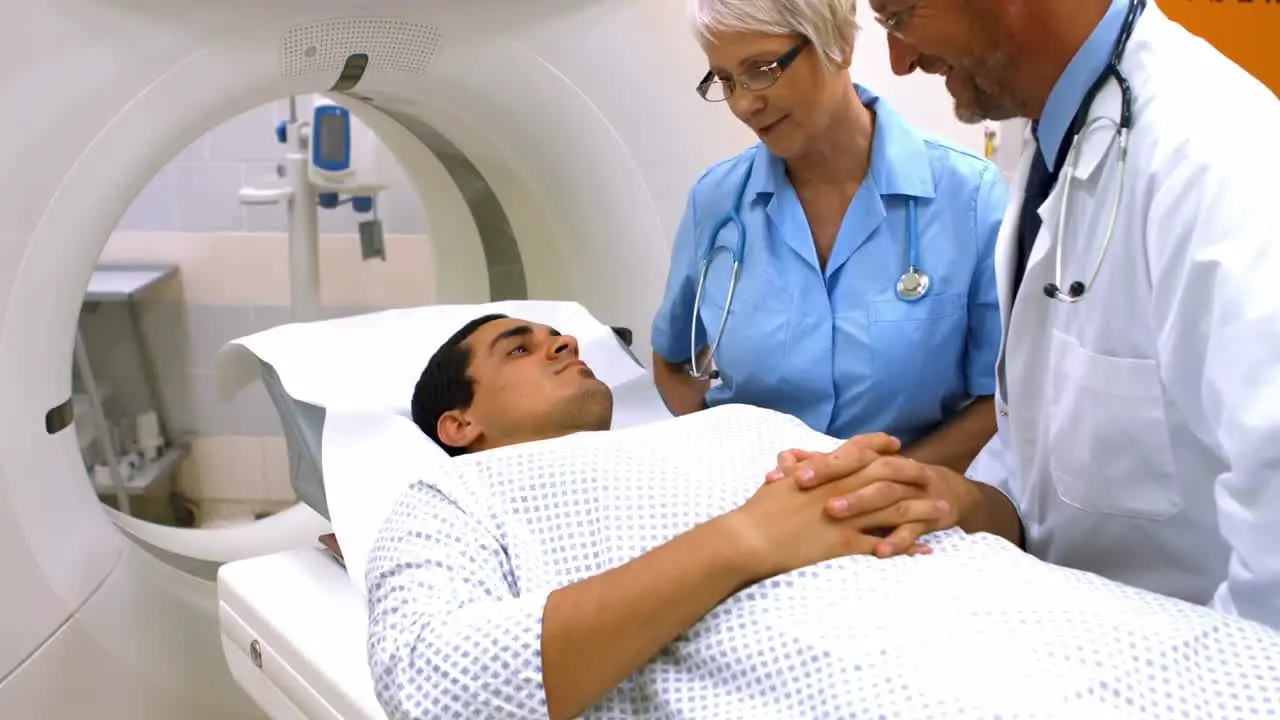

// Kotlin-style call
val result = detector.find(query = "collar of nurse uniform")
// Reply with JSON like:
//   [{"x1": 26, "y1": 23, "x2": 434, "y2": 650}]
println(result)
[{"x1": 744, "y1": 82, "x2": 937, "y2": 202}]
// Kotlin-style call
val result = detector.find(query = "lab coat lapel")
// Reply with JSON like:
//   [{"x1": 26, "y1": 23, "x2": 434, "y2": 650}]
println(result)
[
  {"x1": 1034, "y1": 75, "x2": 1126, "y2": 248},
  {"x1": 1026, "y1": 73, "x2": 1123, "y2": 296},
  {"x1": 996, "y1": 124, "x2": 1035, "y2": 328},
  {"x1": 994, "y1": 126, "x2": 1033, "y2": 409},
  {"x1": 1025, "y1": 183, "x2": 1063, "y2": 291},
  {"x1": 1067, "y1": 80, "x2": 1123, "y2": 182}
]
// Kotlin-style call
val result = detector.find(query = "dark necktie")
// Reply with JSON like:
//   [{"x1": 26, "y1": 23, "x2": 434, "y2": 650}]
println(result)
[{"x1": 1011, "y1": 124, "x2": 1070, "y2": 304}]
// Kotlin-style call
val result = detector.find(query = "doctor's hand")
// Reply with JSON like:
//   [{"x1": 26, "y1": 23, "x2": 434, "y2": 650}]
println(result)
[
  {"x1": 728, "y1": 452, "x2": 937, "y2": 582},
  {"x1": 765, "y1": 434, "x2": 962, "y2": 558}
]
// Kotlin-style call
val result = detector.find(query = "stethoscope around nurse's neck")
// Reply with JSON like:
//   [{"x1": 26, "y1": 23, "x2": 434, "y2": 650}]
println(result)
[
  {"x1": 895, "y1": 197, "x2": 929, "y2": 302},
  {"x1": 685, "y1": 185, "x2": 927, "y2": 381}
]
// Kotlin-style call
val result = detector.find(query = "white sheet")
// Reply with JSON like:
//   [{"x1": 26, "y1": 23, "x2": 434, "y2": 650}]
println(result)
[
  {"x1": 366, "y1": 403, "x2": 1280, "y2": 719},
  {"x1": 321, "y1": 410, "x2": 445, "y2": 593},
  {"x1": 213, "y1": 300, "x2": 650, "y2": 416},
  {"x1": 212, "y1": 300, "x2": 673, "y2": 592}
]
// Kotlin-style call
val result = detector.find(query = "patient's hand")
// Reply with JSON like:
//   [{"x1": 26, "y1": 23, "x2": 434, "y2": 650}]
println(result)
[
  {"x1": 729, "y1": 451, "x2": 939, "y2": 581},
  {"x1": 764, "y1": 433, "x2": 960, "y2": 558}
]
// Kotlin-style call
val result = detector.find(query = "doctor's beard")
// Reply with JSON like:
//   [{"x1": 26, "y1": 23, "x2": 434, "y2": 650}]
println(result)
[{"x1": 946, "y1": 50, "x2": 1021, "y2": 124}]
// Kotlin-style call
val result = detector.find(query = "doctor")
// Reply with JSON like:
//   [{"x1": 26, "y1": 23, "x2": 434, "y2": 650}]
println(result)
[
  {"x1": 771, "y1": 0, "x2": 1280, "y2": 629},
  {"x1": 650, "y1": 0, "x2": 1009, "y2": 474}
]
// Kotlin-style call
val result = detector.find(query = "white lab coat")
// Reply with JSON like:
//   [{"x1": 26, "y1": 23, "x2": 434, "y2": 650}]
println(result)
[{"x1": 984, "y1": 3, "x2": 1280, "y2": 629}]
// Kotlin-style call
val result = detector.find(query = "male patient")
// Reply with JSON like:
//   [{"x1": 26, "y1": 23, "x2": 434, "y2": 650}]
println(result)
[{"x1": 366, "y1": 314, "x2": 1280, "y2": 720}]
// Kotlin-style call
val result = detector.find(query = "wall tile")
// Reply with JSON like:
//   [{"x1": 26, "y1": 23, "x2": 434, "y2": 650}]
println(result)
[
  {"x1": 248, "y1": 304, "x2": 294, "y2": 332},
  {"x1": 154, "y1": 368, "x2": 199, "y2": 438},
  {"x1": 189, "y1": 436, "x2": 265, "y2": 502},
  {"x1": 222, "y1": 378, "x2": 284, "y2": 437},
  {"x1": 183, "y1": 305, "x2": 255, "y2": 372},
  {"x1": 173, "y1": 447, "x2": 204, "y2": 499},
  {"x1": 136, "y1": 300, "x2": 192, "y2": 373},
  {"x1": 318, "y1": 204, "x2": 363, "y2": 235},
  {"x1": 132, "y1": 302, "x2": 256, "y2": 376},
  {"x1": 261, "y1": 437, "x2": 296, "y2": 504},
  {"x1": 240, "y1": 161, "x2": 290, "y2": 234},
  {"x1": 117, "y1": 165, "x2": 181, "y2": 231},
  {"x1": 208, "y1": 102, "x2": 290, "y2": 164},
  {"x1": 172, "y1": 163, "x2": 246, "y2": 233},
  {"x1": 383, "y1": 181, "x2": 429, "y2": 235},
  {"x1": 318, "y1": 234, "x2": 435, "y2": 308}
]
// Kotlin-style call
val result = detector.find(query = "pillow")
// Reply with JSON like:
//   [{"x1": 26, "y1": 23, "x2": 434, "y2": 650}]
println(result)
[{"x1": 213, "y1": 300, "x2": 647, "y2": 416}]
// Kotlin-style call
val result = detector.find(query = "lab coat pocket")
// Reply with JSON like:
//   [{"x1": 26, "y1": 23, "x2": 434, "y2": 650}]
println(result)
[{"x1": 1047, "y1": 331, "x2": 1181, "y2": 520}]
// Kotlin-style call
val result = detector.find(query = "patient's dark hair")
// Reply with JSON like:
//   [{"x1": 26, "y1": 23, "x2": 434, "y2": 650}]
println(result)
[{"x1": 410, "y1": 313, "x2": 509, "y2": 456}]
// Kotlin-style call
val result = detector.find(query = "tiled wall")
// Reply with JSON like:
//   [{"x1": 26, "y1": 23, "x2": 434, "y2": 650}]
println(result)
[{"x1": 79, "y1": 95, "x2": 436, "y2": 524}]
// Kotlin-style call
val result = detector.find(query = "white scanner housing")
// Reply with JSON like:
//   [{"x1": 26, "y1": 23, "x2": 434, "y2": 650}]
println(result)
[{"x1": 0, "y1": 0, "x2": 756, "y2": 717}]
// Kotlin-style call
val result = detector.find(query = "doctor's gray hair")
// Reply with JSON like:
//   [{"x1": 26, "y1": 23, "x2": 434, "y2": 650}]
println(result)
[{"x1": 689, "y1": 0, "x2": 860, "y2": 68}]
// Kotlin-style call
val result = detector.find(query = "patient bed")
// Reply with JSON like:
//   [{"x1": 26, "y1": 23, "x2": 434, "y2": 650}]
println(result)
[{"x1": 212, "y1": 301, "x2": 673, "y2": 719}]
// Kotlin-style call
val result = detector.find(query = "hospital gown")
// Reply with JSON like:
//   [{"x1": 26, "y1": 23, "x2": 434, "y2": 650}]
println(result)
[{"x1": 365, "y1": 404, "x2": 1280, "y2": 719}]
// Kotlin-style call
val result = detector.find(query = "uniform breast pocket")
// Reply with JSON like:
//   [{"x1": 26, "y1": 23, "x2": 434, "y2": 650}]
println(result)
[
  {"x1": 1047, "y1": 331, "x2": 1181, "y2": 520},
  {"x1": 698, "y1": 263, "x2": 791, "y2": 386},
  {"x1": 868, "y1": 293, "x2": 967, "y2": 399}
]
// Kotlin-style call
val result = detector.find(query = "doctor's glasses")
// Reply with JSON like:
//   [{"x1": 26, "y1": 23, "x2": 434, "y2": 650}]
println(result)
[
  {"x1": 696, "y1": 38, "x2": 810, "y2": 102},
  {"x1": 872, "y1": 0, "x2": 921, "y2": 38}
]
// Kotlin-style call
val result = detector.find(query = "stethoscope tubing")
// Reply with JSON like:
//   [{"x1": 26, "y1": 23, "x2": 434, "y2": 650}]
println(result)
[{"x1": 687, "y1": 178, "x2": 924, "y2": 379}]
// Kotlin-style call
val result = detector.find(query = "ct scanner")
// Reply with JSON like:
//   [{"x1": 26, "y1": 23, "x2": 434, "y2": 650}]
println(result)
[
  {"x1": 0, "y1": 0, "x2": 1023, "y2": 715},
  {"x1": 0, "y1": 0, "x2": 760, "y2": 716}
]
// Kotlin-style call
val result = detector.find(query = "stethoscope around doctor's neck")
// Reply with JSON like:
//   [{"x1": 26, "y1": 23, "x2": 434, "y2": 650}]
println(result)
[
  {"x1": 686, "y1": 168, "x2": 927, "y2": 380},
  {"x1": 1041, "y1": 0, "x2": 1143, "y2": 304}
]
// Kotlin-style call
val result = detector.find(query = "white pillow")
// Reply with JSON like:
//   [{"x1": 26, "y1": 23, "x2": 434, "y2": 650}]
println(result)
[{"x1": 214, "y1": 300, "x2": 647, "y2": 416}]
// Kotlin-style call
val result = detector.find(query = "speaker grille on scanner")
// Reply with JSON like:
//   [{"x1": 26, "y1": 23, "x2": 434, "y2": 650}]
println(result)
[{"x1": 279, "y1": 18, "x2": 442, "y2": 78}]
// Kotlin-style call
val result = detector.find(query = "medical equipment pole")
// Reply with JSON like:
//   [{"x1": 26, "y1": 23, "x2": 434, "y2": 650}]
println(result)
[{"x1": 286, "y1": 96, "x2": 321, "y2": 323}]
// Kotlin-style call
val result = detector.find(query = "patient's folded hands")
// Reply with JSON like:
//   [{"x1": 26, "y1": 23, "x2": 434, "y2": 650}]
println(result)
[
  {"x1": 764, "y1": 432, "x2": 959, "y2": 559},
  {"x1": 728, "y1": 454, "x2": 936, "y2": 581}
]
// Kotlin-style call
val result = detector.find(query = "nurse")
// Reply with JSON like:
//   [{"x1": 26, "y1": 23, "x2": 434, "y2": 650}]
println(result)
[{"x1": 650, "y1": 0, "x2": 1009, "y2": 473}]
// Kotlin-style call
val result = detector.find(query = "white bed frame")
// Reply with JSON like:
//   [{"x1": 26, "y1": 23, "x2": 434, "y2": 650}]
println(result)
[{"x1": 220, "y1": 548, "x2": 385, "y2": 719}]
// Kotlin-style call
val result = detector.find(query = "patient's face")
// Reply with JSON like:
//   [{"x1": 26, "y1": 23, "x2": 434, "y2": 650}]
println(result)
[{"x1": 438, "y1": 317, "x2": 614, "y2": 453}]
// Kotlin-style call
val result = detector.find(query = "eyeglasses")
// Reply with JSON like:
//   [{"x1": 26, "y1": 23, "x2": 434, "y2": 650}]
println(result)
[
  {"x1": 696, "y1": 39, "x2": 810, "y2": 102},
  {"x1": 873, "y1": 0, "x2": 921, "y2": 38}
]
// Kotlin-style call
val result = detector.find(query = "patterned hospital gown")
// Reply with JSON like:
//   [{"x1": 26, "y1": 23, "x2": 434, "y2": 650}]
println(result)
[{"x1": 365, "y1": 404, "x2": 1280, "y2": 719}]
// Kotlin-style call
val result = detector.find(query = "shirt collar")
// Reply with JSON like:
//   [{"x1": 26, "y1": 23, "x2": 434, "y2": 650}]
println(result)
[
  {"x1": 746, "y1": 83, "x2": 936, "y2": 199},
  {"x1": 1036, "y1": 0, "x2": 1131, "y2": 167}
]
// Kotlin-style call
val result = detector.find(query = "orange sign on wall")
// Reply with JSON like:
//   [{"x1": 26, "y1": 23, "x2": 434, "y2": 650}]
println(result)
[{"x1": 1162, "y1": 0, "x2": 1280, "y2": 96}]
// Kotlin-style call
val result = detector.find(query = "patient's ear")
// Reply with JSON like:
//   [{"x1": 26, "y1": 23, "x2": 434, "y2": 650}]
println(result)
[{"x1": 436, "y1": 410, "x2": 482, "y2": 451}]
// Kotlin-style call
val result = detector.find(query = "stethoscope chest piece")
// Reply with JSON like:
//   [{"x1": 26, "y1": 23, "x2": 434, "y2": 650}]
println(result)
[{"x1": 896, "y1": 267, "x2": 930, "y2": 302}]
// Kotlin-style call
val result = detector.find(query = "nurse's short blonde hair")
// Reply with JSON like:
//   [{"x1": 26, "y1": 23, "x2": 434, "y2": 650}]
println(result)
[{"x1": 689, "y1": 0, "x2": 860, "y2": 68}]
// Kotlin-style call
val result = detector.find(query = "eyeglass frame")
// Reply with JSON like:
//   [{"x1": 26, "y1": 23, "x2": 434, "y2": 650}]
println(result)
[
  {"x1": 695, "y1": 38, "x2": 811, "y2": 102},
  {"x1": 873, "y1": 0, "x2": 922, "y2": 38}
]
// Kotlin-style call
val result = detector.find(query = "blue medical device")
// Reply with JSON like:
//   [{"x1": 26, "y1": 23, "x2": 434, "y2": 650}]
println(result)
[
  {"x1": 311, "y1": 104, "x2": 352, "y2": 174},
  {"x1": 308, "y1": 103, "x2": 378, "y2": 216},
  {"x1": 687, "y1": 170, "x2": 925, "y2": 380}
]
